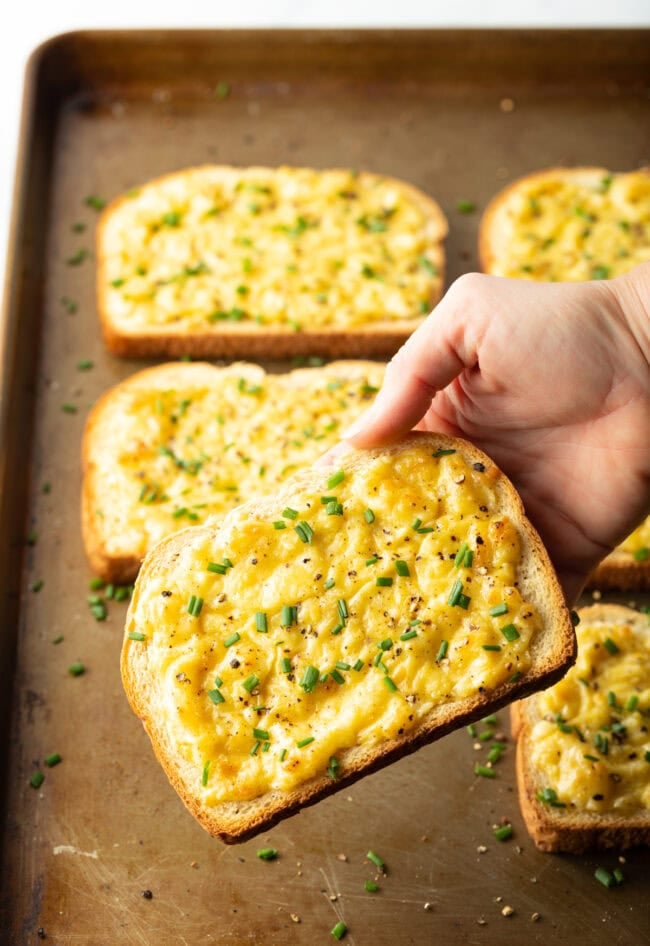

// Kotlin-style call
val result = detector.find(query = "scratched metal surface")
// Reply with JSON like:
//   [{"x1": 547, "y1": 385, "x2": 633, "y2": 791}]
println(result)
[{"x1": 1, "y1": 29, "x2": 649, "y2": 945}]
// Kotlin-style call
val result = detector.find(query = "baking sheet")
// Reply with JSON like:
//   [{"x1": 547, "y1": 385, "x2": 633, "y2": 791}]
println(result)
[{"x1": 1, "y1": 29, "x2": 649, "y2": 944}]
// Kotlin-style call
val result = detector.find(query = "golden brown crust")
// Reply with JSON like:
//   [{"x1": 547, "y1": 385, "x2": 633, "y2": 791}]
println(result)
[
  {"x1": 97, "y1": 166, "x2": 447, "y2": 359},
  {"x1": 586, "y1": 551, "x2": 650, "y2": 591},
  {"x1": 512, "y1": 604, "x2": 650, "y2": 854},
  {"x1": 478, "y1": 165, "x2": 612, "y2": 274},
  {"x1": 122, "y1": 431, "x2": 575, "y2": 843}
]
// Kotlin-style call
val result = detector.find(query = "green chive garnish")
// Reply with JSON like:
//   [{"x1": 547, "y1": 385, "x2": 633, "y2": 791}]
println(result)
[
  {"x1": 376, "y1": 577, "x2": 393, "y2": 587},
  {"x1": 324, "y1": 577, "x2": 335, "y2": 590},
  {"x1": 282, "y1": 507, "x2": 298, "y2": 520},
  {"x1": 494, "y1": 824, "x2": 513, "y2": 842},
  {"x1": 279, "y1": 748, "x2": 288, "y2": 761},
  {"x1": 336, "y1": 661, "x2": 351, "y2": 671},
  {"x1": 201, "y1": 760, "x2": 210, "y2": 785},
  {"x1": 603, "y1": 637, "x2": 619, "y2": 655},
  {"x1": 594, "y1": 867, "x2": 616, "y2": 888},
  {"x1": 30, "y1": 771, "x2": 45, "y2": 789},
  {"x1": 331, "y1": 921, "x2": 348, "y2": 941},
  {"x1": 454, "y1": 542, "x2": 469, "y2": 567},
  {"x1": 395, "y1": 560, "x2": 410, "y2": 577},
  {"x1": 128, "y1": 631, "x2": 146, "y2": 642},
  {"x1": 365, "y1": 557, "x2": 378, "y2": 566},
  {"x1": 474, "y1": 763, "x2": 496, "y2": 778},
  {"x1": 626, "y1": 695, "x2": 639, "y2": 712},
  {"x1": 378, "y1": 638, "x2": 393, "y2": 651},
  {"x1": 326, "y1": 501, "x2": 343, "y2": 516},
  {"x1": 187, "y1": 595, "x2": 204, "y2": 617},
  {"x1": 255, "y1": 612, "x2": 268, "y2": 633},
  {"x1": 208, "y1": 689, "x2": 225, "y2": 704},
  {"x1": 364, "y1": 508, "x2": 375, "y2": 523},
  {"x1": 44, "y1": 753, "x2": 62, "y2": 767},
  {"x1": 294, "y1": 521, "x2": 314, "y2": 543},
  {"x1": 536, "y1": 787, "x2": 565, "y2": 807},
  {"x1": 281, "y1": 604, "x2": 298, "y2": 627},
  {"x1": 366, "y1": 850, "x2": 385, "y2": 869},
  {"x1": 482, "y1": 644, "x2": 501, "y2": 652},
  {"x1": 331, "y1": 623, "x2": 344, "y2": 636},
  {"x1": 448, "y1": 579, "x2": 463, "y2": 607},
  {"x1": 273, "y1": 521, "x2": 286, "y2": 529},
  {"x1": 300, "y1": 665, "x2": 319, "y2": 693},
  {"x1": 432, "y1": 448, "x2": 456, "y2": 457},
  {"x1": 365, "y1": 880, "x2": 379, "y2": 892},
  {"x1": 242, "y1": 674, "x2": 259, "y2": 693},
  {"x1": 257, "y1": 848, "x2": 278, "y2": 861},
  {"x1": 224, "y1": 632, "x2": 240, "y2": 647},
  {"x1": 383, "y1": 676, "x2": 398, "y2": 692},
  {"x1": 436, "y1": 640, "x2": 449, "y2": 662},
  {"x1": 207, "y1": 561, "x2": 227, "y2": 574},
  {"x1": 489, "y1": 603, "x2": 508, "y2": 617},
  {"x1": 584, "y1": 753, "x2": 600, "y2": 762},
  {"x1": 501, "y1": 623, "x2": 520, "y2": 642},
  {"x1": 253, "y1": 728, "x2": 269, "y2": 741},
  {"x1": 337, "y1": 599, "x2": 348, "y2": 622},
  {"x1": 250, "y1": 741, "x2": 261, "y2": 755},
  {"x1": 327, "y1": 756, "x2": 340, "y2": 779},
  {"x1": 400, "y1": 629, "x2": 418, "y2": 641},
  {"x1": 330, "y1": 669, "x2": 345, "y2": 685},
  {"x1": 68, "y1": 662, "x2": 85, "y2": 677},
  {"x1": 297, "y1": 736, "x2": 315, "y2": 748},
  {"x1": 327, "y1": 470, "x2": 345, "y2": 489},
  {"x1": 280, "y1": 657, "x2": 292, "y2": 673}
]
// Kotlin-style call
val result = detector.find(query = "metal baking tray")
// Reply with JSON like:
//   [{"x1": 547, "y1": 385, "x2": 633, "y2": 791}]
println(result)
[{"x1": 1, "y1": 29, "x2": 649, "y2": 944}]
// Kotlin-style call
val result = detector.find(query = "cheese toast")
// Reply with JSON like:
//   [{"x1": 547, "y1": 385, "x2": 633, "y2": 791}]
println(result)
[
  {"x1": 97, "y1": 165, "x2": 447, "y2": 358},
  {"x1": 122, "y1": 433, "x2": 575, "y2": 843},
  {"x1": 82, "y1": 360, "x2": 384, "y2": 583},
  {"x1": 512, "y1": 604, "x2": 650, "y2": 853}
]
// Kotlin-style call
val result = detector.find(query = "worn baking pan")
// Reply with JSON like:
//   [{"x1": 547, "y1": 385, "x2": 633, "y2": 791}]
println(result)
[{"x1": 1, "y1": 28, "x2": 649, "y2": 945}]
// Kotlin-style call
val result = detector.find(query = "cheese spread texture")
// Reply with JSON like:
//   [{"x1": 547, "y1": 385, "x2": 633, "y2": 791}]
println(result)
[
  {"x1": 487, "y1": 168, "x2": 650, "y2": 281},
  {"x1": 126, "y1": 444, "x2": 542, "y2": 803},
  {"x1": 617, "y1": 517, "x2": 650, "y2": 560},
  {"x1": 89, "y1": 363, "x2": 384, "y2": 561},
  {"x1": 101, "y1": 166, "x2": 444, "y2": 331},
  {"x1": 530, "y1": 614, "x2": 650, "y2": 815}
]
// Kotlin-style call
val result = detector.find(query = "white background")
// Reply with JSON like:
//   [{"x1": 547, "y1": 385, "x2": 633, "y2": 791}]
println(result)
[{"x1": 1, "y1": 0, "x2": 649, "y2": 291}]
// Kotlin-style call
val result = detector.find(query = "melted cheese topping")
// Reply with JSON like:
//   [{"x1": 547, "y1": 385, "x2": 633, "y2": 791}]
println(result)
[
  {"x1": 488, "y1": 168, "x2": 650, "y2": 281},
  {"x1": 126, "y1": 444, "x2": 543, "y2": 803},
  {"x1": 89, "y1": 363, "x2": 384, "y2": 562},
  {"x1": 101, "y1": 166, "x2": 445, "y2": 331},
  {"x1": 529, "y1": 615, "x2": 650, "y2": 815}
]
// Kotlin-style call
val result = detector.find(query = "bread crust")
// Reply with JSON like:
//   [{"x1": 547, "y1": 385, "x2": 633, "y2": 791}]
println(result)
[
  {"x1": 512, "y1": 603, "x2": 650, "y2": 854},
  {"x1": 81, "y1": 359, "x2": 385, "y2": 583},
  {"x1": 478, "y1": 166, "x2": 612, "y2": 274},
  {"x1": 122, "y1": 432, "x2": 575, "y2": 843},
  {"x1": 97, "y1": 166, "x2": 448, "y2": 359},
  {"x1": 586, "y1": 549, "x2": 650, "y2": 591}
]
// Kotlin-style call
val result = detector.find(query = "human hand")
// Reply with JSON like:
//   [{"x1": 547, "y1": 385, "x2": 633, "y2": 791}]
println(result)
[{"x1": 342, "y1": 265, "x2": 650, "y2": 604}]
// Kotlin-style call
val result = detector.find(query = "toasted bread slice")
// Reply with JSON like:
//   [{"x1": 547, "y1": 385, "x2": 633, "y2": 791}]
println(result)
[
  {"x1": 122, "y1": 432, "x2": 575, "y2": 843},
  {"x1": 512, "y1": 603, "x2": 650, "y2": 854},
  {"x1": 479, "y1": 166, "x2": 650, "y2": 281},
  {"x1": 586, "y1": 521, "x2": 650, "y2": 591},
  {"x1": 82, "y1": 360, "x2": 385, "y2": 583},
  {"x1": 97, "y1": 165, "x2": 447, "y2": 358}
]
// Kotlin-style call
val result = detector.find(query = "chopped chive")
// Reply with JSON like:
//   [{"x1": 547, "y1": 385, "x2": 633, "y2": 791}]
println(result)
[
  {"x1": 300, "y1": 665, "x2": 319, "y2": 693},
  {"x1": 336, "y1": 661, "x2": 351, "y2": 671},
  {"x1": 366, "y1": 850, "x2": 385, "y2": 870},
  {"x1": 77, "y1": 359, "x2": 94, "y2": 371},
  {"x1": 337, "y1": 599, "x2": 349, "y2": 621},
  {"x1": 456, "y1": 199, "x2": 476, "y2": 214},
  {"x1": 489, "y1": 603, "x2": 508, "y2": 617},
  {"x1": 324, "y1": 577, "x2": 336, "y2": 590},
  {"x1": 474, "y1": 763, "x2": 496, "y2": 778},
  {"x1": 412, "y1": 518, "x2": 422, "y2": 530},
  {"x1": 416, "y1": 526, "x2": 434, "y2": 534},
  {"x1": 255, "y1": 612, "x2": 268, "y2": 633},
  {"x1": 508, "y1": 671, "x2": 523, "y2": 683},
  {"x1": 280, "y1": 657, "x2": 292, "y2": 673},
  {"x1": 187, "y1": 595, "x2": 204, "y2": 617},
  {"x1": 395, "y1": 560, "x2": 410, "y2": 577},
  {"x1": 353, "y1": 659, "x2": 364, "y2": 671},
  {"x1": 626, "y1": 695, "x2": 639, "y2": 712},
  {"x1": 52, "y1": 635, "x2": 64, "y2": 645},
  {"x1": 613, "y1": 868, "x2": 625, "y2": 885},
  {"x1": 294, "y1": 520, "x2": 314, "y2": 543},
  {"x1": 400, "y1": 629, "x2": 418, "y2": 641},
  {"x1": 327, "y1": 756, "x2": 340, "y2": 779},
  {"x1": 85, "y1": 194, "x2": 106, "y2": 210},
  {"x1": 483, "y1": 714, "x2": 498, "y2": 725},
  {"x1": 584, "y1": 753, "x2": 600, "y2": 762},
  {"x1": 90, "y1": 578, "x2": 105, "y2": 591},
  {"x1": 376, "y1": 577, "x2": 393, "y2": 587},
  {"x1": 331, "y1": 921, "x2": 348, "y2": 941},
  {"x1": 208, "y1": 688, "x2": 225, "y2": 705},
  {"x1": 607, "y1": 691, "x2": 618, "y2": 708},
  {"x1": 68, "y1": 662, "x2": 85, "y2": 677},
  {"x1": 594, "y1": 867, "x2": 616, "y2": 888},
  {"x1": 62, "y1": 403, "x2": 78, "y2": 414},
  {"x1": 128, "y1": 631, "x2": 146, "y2": 642},
  {"x1": 327, "y1": 470, "x2": 345, "y2": 489},
  {"x1": 436, "y1": 640, "x2": 449, "y2": 662},
  {"x1": 536, "y1": 787, "x2": 565, "y2": 807},
  {"x1": 273, "y1": 521, "x2": 286, "y2": 530},
  {"x1": 281, "y1": 604, "x2": 298, "y2": 627},
  {"x1": 326, "y1": 501, "x2": 343, "y2": 516},
  {"x1": 224, "y1": 632, "x2": 240, "y2": 647},
  {"x1": 447, "y1": 579, "x2": 463, "y2": 607},
  {"x1": 257, "y1": 847, "x2": 278, "y2": 861},
  {"x1": 365, "y1": 880, "x2": 379, "y2": 892},
  {"x1": 330, "y1": 669, "x2": 345, "y2": 685},
  {"x1": 331, "y1": 623, "x2": 344, "y2": 636},
  {"x1": 242, "y1": 674, "x2": 260, "y2": 693},
  {"x1": 30, "y1": 771, "x2": 45, "y2": 789},
  {"x1": 282, "y1": 507, "x2": 299, "y2": 520},
  {"x1": 365, "y1": 557, "x2": 379, "y2": 566},
  {"x1": 364, "y1": 508, "x2": 375, "y2": 523},
  {"x1": 201, "y1": 760, "x2": 210, "y2": 785},
  {"x1": 457, "y1": 593, "x2": 471, "y2": 609},
  {"x1": 467, "y1": 724, "x2": 477, "y2": 738},
  {"x1": 482, "y1": 644, "x2": 501, "y2": 652},
  {"x1": 320, "y1": 495, "x2": 337, "y2": 504},
  {"x1": 250, "y1": 741, "x2": 261, "y2": 756},
  {"x1": 603, "y1": 637, "x2": 619, "y2": 655},
  {"x1": 494, "y1": 824, "x2": 513, "y2": 842},
  {"x1": 383, "y1": 676, "x2": 398, "y2": 692},
  {"x1": 501, "y1": 623, "x2": 520, "y2": 642},
  {"x1": 207, "y1": 561, "x2": 227, "y2": 574},
  {"x1": 432, "y1": 448, "x2": 456, "y2": 457},
  {"x1": 44, "y1": 753, "x2": 62, "y2": 767},
  {"x1": 454, "y1": 542, "x2": 469, "y2": 567},
  {"x1": 487, "y1": 746, "x2": 502, "y2": 764},
  {"x1": 296, "y1": 736, "x2": 315, "y2": 748},
  {"x1": 279, "y1": 748, "x2": 288, "y2": 762},
  {"x1": 378, "y1": 638, "x2": 393, "y2": 651},
  {"x1": 253, "y1": 727, "x2": 270, "y2": 741}
]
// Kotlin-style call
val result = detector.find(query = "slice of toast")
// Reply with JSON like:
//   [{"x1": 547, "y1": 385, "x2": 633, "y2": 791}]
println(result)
[
  {"x1": 478, "y1": 165, "x2": 650, "y2": 281},
  {"x1": 479, "y1": 165, "x2": 650, "y2": 589},
  {"x1": 97, "y1": 165, "x2": 447, "y2": 358},
  {"x1": 82, "y1": 360, "x2": 385, "y2": 583},
  {"x1": 512, "y1": 603, "x2": 650, "y2": 854},
  {"x1": 122, "y1": 432, "x2": 575, "y2": 843}
]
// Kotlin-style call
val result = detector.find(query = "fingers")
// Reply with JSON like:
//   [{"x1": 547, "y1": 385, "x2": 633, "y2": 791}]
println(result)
[{"x1": 344, "y1": 274, "x2": 485, "y2": 447}]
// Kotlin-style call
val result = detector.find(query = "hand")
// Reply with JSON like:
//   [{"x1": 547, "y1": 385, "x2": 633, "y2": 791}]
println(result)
[{"x1": 342, "y1": 265, "x2": 650, "y2": 604}]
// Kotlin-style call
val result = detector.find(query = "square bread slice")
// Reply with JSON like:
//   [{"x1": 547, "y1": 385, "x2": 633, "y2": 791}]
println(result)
[
  {"x1": 82, "y1": 360, "x2": 385, "y2": 583},
  {"x1": 122, "y1": 432, "x2": 575, "y2": 843},
  {"x1": 97, "y1": 165, "x2": 447, "y2": 359},
  {"x1": 479, "y1": 165, "x2": 650, "y2": 590},
  {"x1": 511, "y1": 603, "x2": 650, "y2": 854}
]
